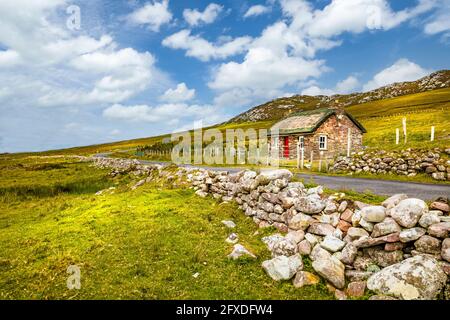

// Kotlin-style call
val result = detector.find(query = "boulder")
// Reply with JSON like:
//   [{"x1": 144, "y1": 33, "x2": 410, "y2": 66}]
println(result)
[
  {"x1": 371, "y1": 218, "x2": 401, "y2": 237},
  {"x1": 340, "y1": 243, "x2": 358, "y2": 265},
  {"x1": 414, "y1": 235, "x2": 442, "y2": 254},
  {"x1": 399, "y1": 227, "x2": 426, "y2": 243},
  {"x1": 338, "y1": 201, "x2": 348, "y2": 213},
  {"x1": 382, "y1": 194, "x2": 409, "y2": 209},
  {"x1": 257, "y1": 169, "x2": 293, "y2": 185},
  {"x1": 365, "y1": 247, "x2": 404, "y2": 267},
  {"x1": 292, "y1": 271, "x2": 320, "y2": 288},
  {"x1": 367, "y1": 255, "x2": 447, "y2": 300},
  {"x1": 294, "y1": 195, "x2": 326, "y2": 214},
  {"x1": 320, "y1": 235, "x2": 346, "y2": 253},
  {"x1": 285, "y1": 230, "x2": 305, "y2": 244},
  {"x1": 310, "y1": 244, "x2": 332, "y2": 261},
  {"x1": 308, "y1": 223, "x2": 335, "y2": 236},
  {"x1": 347, "y1": 227, "x2": 369, "y2": 239},
  {"x1": 312, "y1": 256, "x2": 346, "y2": 289},
  {"x1": 340, "y1": 209, "x2": 354, "y2": 222},
  {"x1": 271, "y1": 238, "x2": 298, "y2": 257},
  {"x1": 390, "y1": 198, "x2": 428, "y2": 228},
  {"x1": 430, "y1": 201, "x2": 449, "y2": 213},
  {"x1": 262, "y1": 254, "x2": 303, "y2": 281},
  {"x1": 298, "y1": 239, "x2": 312, "y2": 255},
  {"x1": 288, "y1": 213, "x2": 316, "y2": 231},
  {"x1": 418, "y1": 212, "x2": 441, "y2": 228},
  {"x1": 428, "y1": 222, "x2": 450, "y2": 238},
  {"x1": 361, "y1": 206, "x2": 386, "y2": 223},
  {"x1": 346, "y1": 281, "x2": 366, "y2": 298}
]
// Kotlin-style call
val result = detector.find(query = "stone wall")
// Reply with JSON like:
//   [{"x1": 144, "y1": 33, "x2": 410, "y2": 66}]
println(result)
[
  {"x1": 90, "y1": 157, "x2": 450, "y2": 300},
  {"x1": 332, "y1": 148, "x2": 450, "y2": 181}
]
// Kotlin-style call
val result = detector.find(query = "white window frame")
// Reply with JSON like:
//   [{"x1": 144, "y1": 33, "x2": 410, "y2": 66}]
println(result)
[
  {"x1": 298, "y1": 136, "x2": 304, "y2": 149},
  {"x1": 319, "y1": 135, "x2": 327, "y2": 150}
]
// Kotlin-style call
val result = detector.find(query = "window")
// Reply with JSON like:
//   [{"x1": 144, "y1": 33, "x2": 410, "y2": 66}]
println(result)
[
  {"x1": 319, "y1": 135, "x2": 327, "y2": 150},
  {"x1": 299, "y1": 136, "x2": 304, "y2": 149}
]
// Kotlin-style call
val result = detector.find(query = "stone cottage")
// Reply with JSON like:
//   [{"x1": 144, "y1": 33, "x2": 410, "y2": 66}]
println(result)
[{"x1": 269, "y1": 108, "x2": 366, "y2": 160}]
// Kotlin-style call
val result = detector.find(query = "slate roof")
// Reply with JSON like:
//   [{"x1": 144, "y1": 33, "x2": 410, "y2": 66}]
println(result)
[{"x1": 270, "y1": 108, "x2": 367, "y2": 135}]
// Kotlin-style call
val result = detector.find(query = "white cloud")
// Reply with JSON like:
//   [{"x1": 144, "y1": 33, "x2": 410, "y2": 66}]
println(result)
[
  {"x1": 424, "y1": 0, "x2": 450, "y2": 36},
  {"x1": 127, "y1": 0, "x2": 173, "y2": 32},
  {"x1": 244, "y1": 5, "x2": 271, "y2": 18},
  {"x1": 103, "y1": 103, "x2": 219, "y2": 124},
  {"x1": 160, "y1": 83, "x2": 195, "y2": 103},
  {"x1": 363, "y1": 59, "x2": 431, "y2": 91},
  {"x1": 183, "y1": 3, "x2": 223, "y2": 27},
  {"x1": 0, "y1": 50, "x2": 21, "y2": 67},
  {"x1": 162, "y1": 29, "x2": 252, "y2": 61},
  {"x1": 301, "y1": 76, "x2": 360, "y2": 96}
]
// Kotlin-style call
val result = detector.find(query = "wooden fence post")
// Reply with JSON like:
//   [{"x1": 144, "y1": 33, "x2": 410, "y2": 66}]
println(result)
[
  {"x1": 396, "y1": 128, "x2": 400, "y2": 145},
  {"x1": 402, "y1": 117, "x2": 407, "y2": 144},
  {"x1": 431, "y1": 126, "x2": 435, "y2": 142}
]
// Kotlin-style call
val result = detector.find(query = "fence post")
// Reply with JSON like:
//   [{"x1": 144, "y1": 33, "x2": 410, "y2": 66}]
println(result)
[
  {"x1": 431, "y1": 126, "x2": 435, "y2": 142},
  {"x1": 396, "y1": 128, "x2": 400, "y2": 145},
  {"x1": 319, "y1": 151, "x2": 323, "y2": 172},
  {"x1": 310, "y1": 151, "x2": 314, "y2": 171},
  {"x1": 296, "y1": 143, "x2": 300, "y2": 169},
  {"x1": 301, "y1": 147, "x2": 304, "y2": 170},
  {"x1": 402, "y1": 117, "x2": 407, "y2": 144}
]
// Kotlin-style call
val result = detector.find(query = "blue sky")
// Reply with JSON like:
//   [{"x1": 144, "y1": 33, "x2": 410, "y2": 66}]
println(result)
[{"x1": 0, "y1": 0, "x2": 449, "y2": 152}]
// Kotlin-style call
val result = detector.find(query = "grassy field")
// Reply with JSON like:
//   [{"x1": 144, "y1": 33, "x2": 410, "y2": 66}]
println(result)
[{"x1": 1, "y1": 155, "x2": 351, "y2": 300}]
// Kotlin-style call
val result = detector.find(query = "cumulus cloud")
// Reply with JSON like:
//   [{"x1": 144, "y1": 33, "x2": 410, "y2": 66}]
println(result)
[
  {"x1": 363, "y1": 59, "x2": 431, "y2": 91},
  {"x1": 423, "y1": 0, "x2": 450, "y2": 36},
  {"x1": 0, "y1": 50, "x2": 21, "y2": 68},
  {"x1": 160, "y1": 83, "x2": 195, "y2": 103},
  {"x1": 103, "y1": 103, "x2": 220, "y2": 124},
  {"x1": 183, "y1": 3, "x2": 223, "y2": 27},
  {"x1": 162, "y1": 29, "x2": 252, "y2": 61},
  {"x1": 244, "y1": 5, "x2": 271, "y2": 18},
  {"x1": 302, "y1": 76, "x2": 360, "y2": 96},
  {"x1": 127, "y1": 0, "x2": 173, "y2": 32}
]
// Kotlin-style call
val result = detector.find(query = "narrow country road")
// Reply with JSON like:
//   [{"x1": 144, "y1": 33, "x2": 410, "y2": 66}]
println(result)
[{"x1": 95, "y1": 154, "x2": 449, "y2": 200}]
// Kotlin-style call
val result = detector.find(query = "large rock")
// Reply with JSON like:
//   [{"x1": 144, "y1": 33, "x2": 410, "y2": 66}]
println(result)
[
  {"x1": 292, "y1": 271, "x2": 320, "y2": 288},
  {"x1": 390, "y1": 198, "x2": 428, "y2": 228},
  {"x1": 256, "y1": 169, "x2": 293, "y2": 185},
  {"x1": 294, "y1": 195, "x2": 326, "y2": 214},
  {"x1": 371, "y1": 218, "x2": 401, "y2": 237},
  {"x1": 361, "y1": 206, "x2": 386, "y2": 223},
  {"x1": 414, "y1": 235, "x2": 442, "y2": 254},
  {"x1": 427, "y1": 222, "x2": 450, "y2": 238},
  {"x1": 382, "y1": 194, "x2": 408, "y2": 209},
  {"x1": 365, "y1": 247, "x2": 403, "y2": 267},
  {"x1": 340, "y1": 243, "x2": 358, "y2": 265},
  {"x1": 367, "y1": 255, "x2": 447, "y2": 300},
  {"x1": 288, "y1": 213, "x2": 316, "y2": 231},
  {"x1": 312, "y1": 256, "x2": 346, "y2": 289},
  {"x1": 308, "y1": 223, "x2": 335, "y2": 236},
  {"x1": 347, "y1": 227, "x2": 369, "y2": 239},
  {"x1": 430, "y1": 201, "x2": 449, "y2": 213},
  {"x1": 418, "y1": 212, "x2": 441, "y2": 228},
  {"x1": 262, "y1": 254, "x2": 303, "y2": 281},
  {"x1": 271, "y1": 238, "x2": 298, "y2": 257},
  {"x1": 399, "y1": 227, "x2": 426, "y2": 243},
  {"x1": 320, "y1": 235, "x2": 346, "y2": 252},
  {"x1": 310, "y1": 244, "x2": 332, "y2": 261}
]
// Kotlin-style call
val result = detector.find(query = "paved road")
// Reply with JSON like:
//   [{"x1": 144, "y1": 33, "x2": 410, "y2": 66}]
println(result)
[{"x1": 96, "y1": 155, "x2": 449, "y2": 200}]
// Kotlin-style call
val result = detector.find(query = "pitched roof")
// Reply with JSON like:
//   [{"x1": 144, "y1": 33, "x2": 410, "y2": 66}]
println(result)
[{"x1": 270, "y1": 108, "x2": 367, "y2": 135}]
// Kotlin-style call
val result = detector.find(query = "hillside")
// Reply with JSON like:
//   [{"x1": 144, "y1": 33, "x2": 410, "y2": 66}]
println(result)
[{"x1": 229, "y1": 70, "x2": 450, "y2": 123}]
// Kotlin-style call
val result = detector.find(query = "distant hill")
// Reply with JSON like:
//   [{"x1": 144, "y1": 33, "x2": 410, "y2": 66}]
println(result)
[{"x1": 229, "y1": 70, "x2": 450, "y2": 123}]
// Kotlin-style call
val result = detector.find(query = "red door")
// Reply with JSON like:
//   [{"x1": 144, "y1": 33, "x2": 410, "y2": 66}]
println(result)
[{"x1": 283, "y1": 136, "x2": 289, "y2": 158}]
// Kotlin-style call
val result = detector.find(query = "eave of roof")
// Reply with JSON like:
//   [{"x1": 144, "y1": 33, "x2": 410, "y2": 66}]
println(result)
[{"x1": 268, "y1": 108, "x2": 367, "y2": 135}]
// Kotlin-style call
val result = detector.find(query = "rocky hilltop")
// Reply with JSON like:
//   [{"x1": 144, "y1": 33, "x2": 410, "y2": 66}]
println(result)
[{"x1": 230, "y1": 70, "x2": 450, "y2": 123}]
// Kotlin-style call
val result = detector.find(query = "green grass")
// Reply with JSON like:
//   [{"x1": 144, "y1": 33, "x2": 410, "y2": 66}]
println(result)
[{"x1": 0, "y1": 156, "x2": 338, "y2": 300}]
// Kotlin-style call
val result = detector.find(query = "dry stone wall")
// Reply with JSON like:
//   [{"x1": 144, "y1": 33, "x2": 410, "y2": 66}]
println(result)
[
  {"x1": 90, "y1": 157, "x2": 450, "y2": 300},
  {"x1": 332, "y1": 148, "x2": 450, "y2": 181}
]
